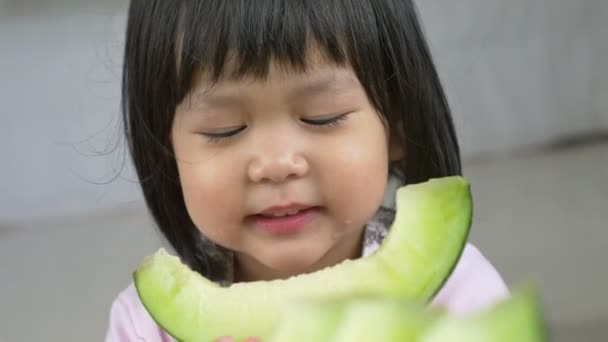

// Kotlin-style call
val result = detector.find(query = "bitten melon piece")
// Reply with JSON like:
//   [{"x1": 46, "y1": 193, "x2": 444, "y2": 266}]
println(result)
[{"x1": 134, "y1": 176, "x2": 472, "y2": 341}]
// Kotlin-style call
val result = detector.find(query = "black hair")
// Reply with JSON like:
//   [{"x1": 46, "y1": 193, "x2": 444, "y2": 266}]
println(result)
[{"x1": 122, "y1": 0, "x2": 461, "y2": 281}]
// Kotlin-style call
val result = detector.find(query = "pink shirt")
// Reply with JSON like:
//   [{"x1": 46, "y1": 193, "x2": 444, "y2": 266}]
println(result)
[{"x1": 105, "y1": 243, "x2": 509, "y2": 341}]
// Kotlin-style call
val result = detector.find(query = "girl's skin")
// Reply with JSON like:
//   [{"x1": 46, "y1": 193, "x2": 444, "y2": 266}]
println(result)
[
  {"x1": 173, "y1": 50, "x2": 401, "y2": 341},
  {"x1": 173, "y1": 50, "x2": 399, "y2": 283}
]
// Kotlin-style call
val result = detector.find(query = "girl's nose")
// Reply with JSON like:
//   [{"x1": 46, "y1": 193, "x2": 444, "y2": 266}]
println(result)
[{"x1": 247, "y1": 151, "x2": 309, "y2": 183}]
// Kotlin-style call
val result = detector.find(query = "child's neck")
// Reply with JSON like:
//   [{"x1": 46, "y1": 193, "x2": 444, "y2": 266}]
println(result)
[{"x1": 233, "y1": 230, "x2": 364, "y2": 283}]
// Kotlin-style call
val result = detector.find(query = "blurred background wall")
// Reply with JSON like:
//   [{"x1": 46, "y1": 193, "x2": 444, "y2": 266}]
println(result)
[
  {"x1": 0, "y1": 1, "x2": 606, "y2": 341},
  {"x1": 0, "y1": 0, "x2": 138, "y2": 223},
  {"x1": 419, "y1": 0, "x2": 608, "y2": 155}
]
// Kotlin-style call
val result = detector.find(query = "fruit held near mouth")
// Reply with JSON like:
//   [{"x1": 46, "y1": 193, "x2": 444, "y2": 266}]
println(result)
[{"x1": 134, "y1": 176, "x2": 473, "y2": 341}]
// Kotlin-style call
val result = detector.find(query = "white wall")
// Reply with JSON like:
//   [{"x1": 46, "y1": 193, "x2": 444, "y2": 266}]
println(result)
[
  {"x1": 417, "y1": 0, "x2": 607, "y2": 157},
  {"x1": 587, "y1": 2, "x2": 608, "y2": 129},
  {"x1": 1, "y1": 1, "x2": 606, "y2": 223},
  {"x1": 0, "y1": 2, "x2": 142, "y2": 223}
]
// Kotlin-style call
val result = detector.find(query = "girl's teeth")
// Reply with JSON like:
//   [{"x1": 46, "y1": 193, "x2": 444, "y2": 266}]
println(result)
[{"x1": 268, "y1": 209, "x2": 301, "y2": 217}]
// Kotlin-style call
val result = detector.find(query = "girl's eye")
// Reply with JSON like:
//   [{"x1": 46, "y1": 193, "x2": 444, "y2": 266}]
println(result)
[
  {"x1": 301, "y1": 112, "x2": 350, "y2": 127},
  {"x1": 199, "y1": 126, "x2": 247, "y2": 143}
]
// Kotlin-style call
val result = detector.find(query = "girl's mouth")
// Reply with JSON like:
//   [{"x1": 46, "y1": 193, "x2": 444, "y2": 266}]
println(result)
[{"x1": 251, "y1": 206, "x2": 321, "y2": 235}]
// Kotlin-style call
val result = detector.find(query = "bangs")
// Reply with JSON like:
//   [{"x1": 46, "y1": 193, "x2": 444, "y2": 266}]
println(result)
[{"x1": 175, "y1": 0, "x2": 393, "y2": 98}]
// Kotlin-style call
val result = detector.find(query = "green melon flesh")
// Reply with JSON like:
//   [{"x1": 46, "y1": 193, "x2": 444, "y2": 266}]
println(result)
[
  {"x1": 331, "y1": 298, "x2": 435, "y2": 342},
  {"x1": 134, "y1": 176, "x2": 472, "y2": 341},
  {"x1": 266, "y1": 288, "x2": 545, "y2": 342},
  {"x1": 421, "y1": 288, "x2": 546, "y2": 342},
  {"x1": 264, "y1": 298, "x2": 347, "y2": 342},
  {"x1": 267, "y1": 297, "x2": 435, "y2": 342}
]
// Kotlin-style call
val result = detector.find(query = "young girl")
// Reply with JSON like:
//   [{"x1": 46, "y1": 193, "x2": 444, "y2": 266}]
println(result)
[{"x1": 106, "y1": 0, "x2": 509, "y2": 341}]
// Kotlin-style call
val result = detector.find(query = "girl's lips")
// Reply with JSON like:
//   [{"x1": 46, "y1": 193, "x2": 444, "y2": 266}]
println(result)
[{"x1": 251, "y1": 207, "x2": 320, "y2": 235}]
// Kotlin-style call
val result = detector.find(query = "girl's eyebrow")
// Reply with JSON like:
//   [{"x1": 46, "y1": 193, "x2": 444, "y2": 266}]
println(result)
[{"x1": 189, "y1": 71, "x2": 358, "y2": 109}]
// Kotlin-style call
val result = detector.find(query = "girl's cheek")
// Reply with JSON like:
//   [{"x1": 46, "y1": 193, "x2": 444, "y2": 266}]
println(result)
[{"x1": 177, "y1": 152, "x2": 246, "y2": 241}]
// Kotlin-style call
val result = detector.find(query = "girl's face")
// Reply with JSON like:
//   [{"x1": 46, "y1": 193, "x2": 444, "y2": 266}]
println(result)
[{"x1": 172, "y1": 55, "x2": 391, "y2": 281}]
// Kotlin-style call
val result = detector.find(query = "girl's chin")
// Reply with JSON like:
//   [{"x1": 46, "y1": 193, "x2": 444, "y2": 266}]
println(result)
[
  {"x1": 237, "y1": 247, "x2": 330, "y2": 281},
  {"x1": 263, "y1": 254, "x2": 326, "y2": 278}
]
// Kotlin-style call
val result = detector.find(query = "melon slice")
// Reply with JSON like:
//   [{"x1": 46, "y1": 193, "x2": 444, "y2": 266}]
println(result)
[
  {"x1": 134, "y1": 176, "x2": 472, "y2": 341},
  {"x1": 267, "y1": 297, "x2": 435, "y2": 342},
  {"x1": 421, "y1": 288, "x2": 546, "y2": 342},
  {"x1": 265, "y1": 288, "x2": 545, "y2": 342},
  {"x1": 264, "y1": 298, "x2": 348, "y2": 342}
]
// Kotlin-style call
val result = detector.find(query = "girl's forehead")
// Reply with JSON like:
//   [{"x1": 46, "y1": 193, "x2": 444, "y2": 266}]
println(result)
[
  {"x1": 184, "y1": 66, "x2": 361, "y2": 110},
  {"x1": 189, "y1": 50, "x2": 360, "y2": 93}
]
